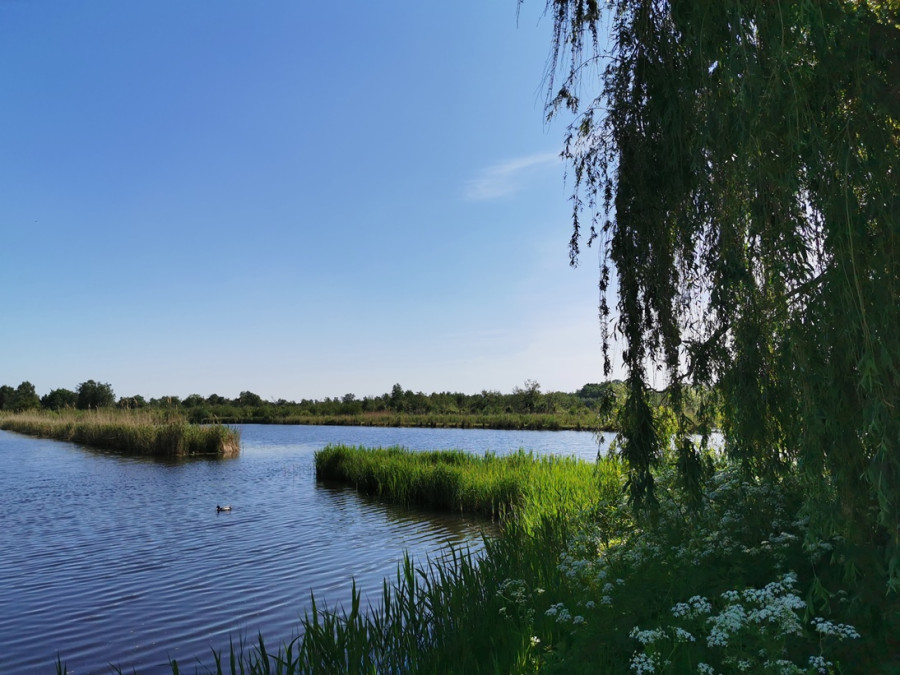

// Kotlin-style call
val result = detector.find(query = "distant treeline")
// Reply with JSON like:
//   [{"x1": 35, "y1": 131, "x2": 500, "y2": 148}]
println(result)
[{"x1": 0, "y1": 379, "x2": 712, "y2": 431}]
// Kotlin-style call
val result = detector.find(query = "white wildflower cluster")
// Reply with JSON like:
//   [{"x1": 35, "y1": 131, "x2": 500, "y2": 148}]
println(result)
[
  {"x1": 761, "y1": 658, "x2": 804, "y2": 674},
  {"x1": 497, "y1": 578, "x2": 535, "y2": 623},
  {"x1": 550, "y1": 522, "x2": 623, "y2": 613},
  {"x1": 622, "y1": 540, "x2": 666, "y2": 566},
  {"x1": 746, "y1": 530, "x2": 800, "y2": 564},
  {"x1": 544, "y1": 602, "x2": 585, "y2": 626},
  {"x1": 702, "y1": 530, "x2": 738, "y2": 558},
  {"x1": 707, "y1": 574, "x2": 806, "y2": 648},
  {"x1": 626, "y1": 571, "x2": 857, "y2": 674},
  {"x1": 563, "y1": 529, "x2": 603, "y2": 560},
  {"x1": 672, "y1": 627, "x2": 696, "y2": 643},
  {"x1": 555, "y1": 528, "x2": 607, "y2": 587},
  {"x1": 557, "y1": 551, "x2": 594, "y2": 581},
  {"x1": 768, "y1": 532, "x2": 798, "y2": 546},
  {"x1": 807, "y1": 655, "x2": 833, "y2": 673},
  {"x1": 629, "y1": 626, "x2": 667, "y2": 645},
  {"x1": 811, "y1": 618, "x2": 860, "y2": 640},
  {"x1": 802, "y1": 539, "x2": 835, "y2": 564},
  {"x1": 671, "y1": 595, "x2": 712, "y2": 619},
  {"x1": 629, "y1": 651, "x2": 660, "y2": 674},
  {"x1": 707, "y1": 603, "x2": 748, "y2": 647}
]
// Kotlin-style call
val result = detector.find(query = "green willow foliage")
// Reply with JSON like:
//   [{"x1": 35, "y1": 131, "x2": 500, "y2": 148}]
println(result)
[{"x1": 542, "y1": 0, "x2": 898, "y2": 587}]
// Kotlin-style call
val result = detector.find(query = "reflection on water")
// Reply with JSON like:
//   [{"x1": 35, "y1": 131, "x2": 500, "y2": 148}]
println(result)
[
  {"x1": 315, "y1": 479, "x2": 500, "y2": 541},
  {"x1": 0, "y1": 424, "x2": 603, "y2": 674}
]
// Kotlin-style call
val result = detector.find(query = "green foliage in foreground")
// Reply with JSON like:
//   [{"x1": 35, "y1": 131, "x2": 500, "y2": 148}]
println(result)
[
  {"x1": 549, "y1": 0, "x2": 899, "y2": 592},
  {"x1": 128, "y1": 456, "x2": 893, "y2": 674},
  {"x1": 0, "y1": 410, "x2": 240, "y2": 458},
  {"x1": 314, "y1": 445, "x2": 618, "y2": 532},
  {"x1": 52, "y1": 452, "x2": 898, "y2": 673}
]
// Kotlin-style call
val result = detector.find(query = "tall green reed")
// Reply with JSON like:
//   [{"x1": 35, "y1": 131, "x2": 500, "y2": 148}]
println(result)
[{"x1": 314, "y1": 444, "x2": 611, "y2": 531}]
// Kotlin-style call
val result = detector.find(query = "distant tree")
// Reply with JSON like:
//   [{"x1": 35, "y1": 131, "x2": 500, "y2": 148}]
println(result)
[
  {"x1": 5, "y1": 381, "x2": 41, "y2": 411},
  {"x1": 152, "y1": 396, "x2": 181, "y2": 408},
  {"x1": 578, "y1": 382, "x2": 614, "y2": 400},
  {"x1": 513, "y1": 379, "x2": 542, "y2": 413},
  {"x1": 117, "y1": 395, "x2": 147, "y2": 409},
  {"x1": 543, "y1": 391, "x2": 568, "y2": 414},
  {"x1": 76, "y1": 380, "x2": 115, "y2": 410},
  {"x1": 407, "y1": 391, "x2": 431, "y2": 414},
  {"x1": 42, "y1": 388, "x2": 78, "y2": 410},
  {"x1": 0, "y1": 385, "x2": 14, "y2": 410},
  {"x1": 206, "y1": 394, "x2": 227, "y2": 406},
  {"x1": 237, "y1": 391, "x2": 263, "y2": 407},
  {"x1": 389, "y1": 383, "x2": 404, "y2": 411},
  {"x1": 182, "y1": 394, "x2": 206, "y2": 408}
]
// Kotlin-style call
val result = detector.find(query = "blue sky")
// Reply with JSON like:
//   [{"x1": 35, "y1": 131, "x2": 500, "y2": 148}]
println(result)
[{"x1": 1, "y1": 1, "x2": 618, "y2": 401}]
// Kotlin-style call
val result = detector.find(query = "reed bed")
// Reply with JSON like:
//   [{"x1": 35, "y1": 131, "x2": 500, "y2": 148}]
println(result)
[
  {"x1": 315, "y1": 444, "x2": 614, "y2": 532},
  {"x1": 155, "y1": 456, "x2": 885, "y2": 674},
  {"x1": 0, "y1": 410, "x2": 240, "y2": 458},
  {"x1": 204, "y1": 411, "x2": 604, "y2": 431}
]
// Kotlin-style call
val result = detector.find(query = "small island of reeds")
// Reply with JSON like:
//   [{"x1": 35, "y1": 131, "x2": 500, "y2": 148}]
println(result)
[
  {"x1": 314, "y1": 444, "x2": 612, "y2": 530},
  {"x1": 0, "y1": 409, "x2": 240, "y2": 458}
]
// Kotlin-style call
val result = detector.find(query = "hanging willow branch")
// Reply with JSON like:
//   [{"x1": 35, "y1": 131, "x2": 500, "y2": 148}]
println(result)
[{"x1": 541, "y1": 0, "x2": 899, "y2": 588}]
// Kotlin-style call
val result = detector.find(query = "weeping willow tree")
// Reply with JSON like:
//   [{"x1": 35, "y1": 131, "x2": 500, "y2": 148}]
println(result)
[{"x1": 542, "y1": 0, "x2": 898, "y2": 589}]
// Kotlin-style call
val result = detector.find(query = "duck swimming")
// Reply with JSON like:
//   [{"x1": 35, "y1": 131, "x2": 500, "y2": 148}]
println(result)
[{"x1": 216, "y1": 505, "x2": 232, "y2": 512}]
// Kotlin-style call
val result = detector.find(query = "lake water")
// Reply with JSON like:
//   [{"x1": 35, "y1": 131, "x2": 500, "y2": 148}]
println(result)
[{"x1": 0, "y1": 424, "x2": 608, "y2": 674}]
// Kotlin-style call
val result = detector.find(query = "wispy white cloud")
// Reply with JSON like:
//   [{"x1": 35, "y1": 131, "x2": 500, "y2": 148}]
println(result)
[{"x1": 464, "y1": 152, "x2": 560, "y2": 201}]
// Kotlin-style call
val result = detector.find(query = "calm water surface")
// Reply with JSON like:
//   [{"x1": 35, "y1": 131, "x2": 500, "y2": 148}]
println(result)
[{"x1": 0, "y1": 424, "x2": 606, "y2": 674}]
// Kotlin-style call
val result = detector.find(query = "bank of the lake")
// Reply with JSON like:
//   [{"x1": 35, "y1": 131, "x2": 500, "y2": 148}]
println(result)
[
  {"x1": 203, "y1": 410, "x2": 607, "y2": 431},
  {"x1": 0, "y1": 410, "x2": 240, "y2": 458},
  {"x1": 169, "y1": 448, "x2": 895, "y2": 675},
  {"x1": 3, "y1": 424, "x2": 603, "y2": 674}
]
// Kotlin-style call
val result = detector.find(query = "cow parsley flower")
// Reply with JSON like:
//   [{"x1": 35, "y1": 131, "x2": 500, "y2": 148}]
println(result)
[
  {"x1": 811, "y1": 618, "x2": 860, "y2": 639},
  {"x1": 808, "y1": 655, "x2": 833, "y2": 673},
  {"x1": 629, "y1": 627, "x2": 665, "y2": 645},
  {"x1": 629, "y1": 652, "x2": 659, "y2": 674}
]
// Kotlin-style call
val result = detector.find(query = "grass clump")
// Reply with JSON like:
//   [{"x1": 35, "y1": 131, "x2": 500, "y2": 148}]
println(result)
[
  {"x1": 0, "y1": 409, "x2": 240, "y2": 458},
  {"x1": 314, "y1": 444, "x2": 614, "y2": 531}
]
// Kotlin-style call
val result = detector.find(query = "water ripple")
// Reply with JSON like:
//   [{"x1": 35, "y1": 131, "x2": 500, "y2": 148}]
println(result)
[{"x1": 0, "y1": 425, "x2": 604, "y2": 674}]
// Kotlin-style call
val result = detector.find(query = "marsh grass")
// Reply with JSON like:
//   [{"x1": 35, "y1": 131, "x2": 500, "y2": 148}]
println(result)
[
  {"x1": 0, "y1": 409, "x2": 240, "y2": 458},
  {"x1": 54, "y1": 450, "x2": 895, "y2": 674},
  {"x1": 314, "y1": 444, "x2": 613, "y2": 531},
  {"x1": 207, "y1": 411, "x2": 602, "y2": 431}
]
